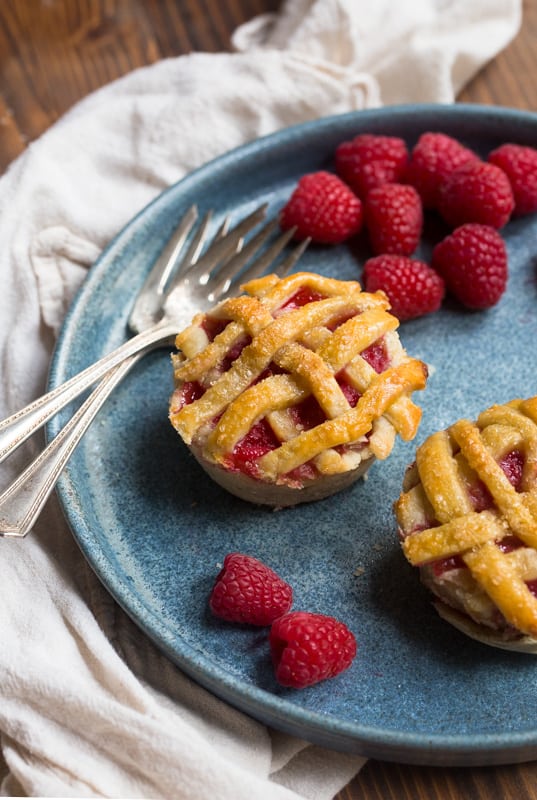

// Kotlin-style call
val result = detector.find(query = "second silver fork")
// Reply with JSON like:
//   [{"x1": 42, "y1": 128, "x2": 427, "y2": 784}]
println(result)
[{"x1": 0, "y1": 205, "x2": 308, "y2": 537}]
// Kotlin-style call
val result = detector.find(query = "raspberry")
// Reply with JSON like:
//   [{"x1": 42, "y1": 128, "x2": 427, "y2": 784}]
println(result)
[
  {"x1": 280, "y1": 171, "x2": 362, "y2": 244},
  {"x1": 209, "y1": 553, "x2": 292, "y2": 625},
  {"x1": 404, "y1": 132, "x2": 478, "y2": 208},
  {"x1": 488, "y1": 143, "x2": 537, "y2": 216},
  {"x1": 269, "y1": 611, "x2": 357, "y2": 688},
  {"x1": 363, "y1": 254, "x2": 444, "y2": 321},
  {"x1": 335, "y1": 134, "x2": 408, "y2": 199},
  {"x1": 431, "y1": 223, "x2": 508, "y2": 309},
  {"x1": 438, "y1": 160, "x2": 514, "y2": 229},
  {"x1": 365, "y1": 183, "x2": 423, "y2": 256}
]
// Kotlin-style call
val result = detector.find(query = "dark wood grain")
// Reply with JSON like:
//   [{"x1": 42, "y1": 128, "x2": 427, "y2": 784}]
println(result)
[
  {"x1": 1, "y1": 2, "x2": 537, "y2": 798},
  {"x1": 458, "y1": 0, "x2": 537, "y2": 109},
  {"x1": 339, "y1": 759, "x2": 537, "y2": 800},
  {"x1": 0, "y1": 0, "x2": 283, "y2": 172}
]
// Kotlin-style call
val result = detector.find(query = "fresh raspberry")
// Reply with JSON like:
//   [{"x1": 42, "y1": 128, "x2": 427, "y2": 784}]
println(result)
[
  {"x1": 438, "y1": 160, "x2": 514, "y2": 229},
  {"x1": 365, "y1": 183, "x2": 423, "y2": 256},
  {"x1": 431, "y1": 223, "x2": 508, "y2": 309},
  {"x1": 335, "y1": 134, "x2": 408, "y2": 199},
  {"x1": 280, "y1": 171, "x2": 363, "y2": 244},
  {"x1": 363, "y1": 254, "x2": 444, "y2": 321},
  {"x1": 269, "y1": 611, "x2": 357, "y2": 688},
  {"x1": 404, "y1": 132, "x2": 478, "y2": 208},
  {"x1": 209, "y1": 553, "x2": 292, "y2": 625},
  {"x1": 488, "y1": 143, "x2": 537, "y2": 216}
]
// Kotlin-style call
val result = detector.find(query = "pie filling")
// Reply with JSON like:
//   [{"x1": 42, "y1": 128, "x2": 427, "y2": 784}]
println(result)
[{"x1": 429, "y1": 446, "x2": 523, "y2": 542}]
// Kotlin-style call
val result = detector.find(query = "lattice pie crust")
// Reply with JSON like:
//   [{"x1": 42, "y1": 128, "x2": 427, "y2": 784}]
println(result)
[
  {"x1": 396, "y1": 396, "x2": 537, "y2": 652},
  {"x1": 169, "y1": 272, "x2": 427, "y2": 506}
]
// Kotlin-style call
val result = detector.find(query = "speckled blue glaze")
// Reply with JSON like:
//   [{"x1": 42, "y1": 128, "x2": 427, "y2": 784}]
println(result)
[{"x1": 48, "y1": 105, "x2": 537, "y2": 766}]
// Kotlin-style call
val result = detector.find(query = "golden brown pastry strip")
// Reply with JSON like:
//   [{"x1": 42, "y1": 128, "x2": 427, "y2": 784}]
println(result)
[
  {"x1": 416, "y1": 430, "x2": 474, "y2": 523},
  {"x1": 259, "y1": 359, "x2": 427, "y2": 479},
  {"x1": 451, "y1": 420, "x2": 537, "y2": 549},
  {"x1": 463, "y1": 542, "x2": 537, "y2": 638},
  {"x1": 402, "y1": 510, "x2": 508, "y2": 565}
]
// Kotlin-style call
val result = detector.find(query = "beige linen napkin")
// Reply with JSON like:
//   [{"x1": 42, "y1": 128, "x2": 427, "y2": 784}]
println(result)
[{"x1": 0, "y1": 0, "x2": 521, "y2": 797}]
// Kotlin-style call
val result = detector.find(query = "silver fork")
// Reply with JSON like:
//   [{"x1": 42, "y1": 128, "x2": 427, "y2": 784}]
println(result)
[{"x1": 0, "y1": 204, "x2": 308, "y2": 537}]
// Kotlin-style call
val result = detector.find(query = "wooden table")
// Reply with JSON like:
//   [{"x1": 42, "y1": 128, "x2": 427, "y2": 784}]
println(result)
[{"x1": 1, "y1": 2, "x2": 536, "y2": 798}]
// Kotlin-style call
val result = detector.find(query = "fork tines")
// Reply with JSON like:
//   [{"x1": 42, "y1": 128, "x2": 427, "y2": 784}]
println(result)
[
  {"x1": 210, "y1": 223, "x2": 308, "y2": 303},
  {"x1": 183, "y1": 203, "x2": 269, "y2": 287},
  {"x1": 163, "y1": 202, "x2": 310, "y2": 313}
]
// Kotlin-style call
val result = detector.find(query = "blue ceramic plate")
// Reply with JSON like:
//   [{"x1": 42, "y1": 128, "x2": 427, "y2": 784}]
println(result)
[{"x1": 49, "y1": 105, "x2": 537, "y2": 766}]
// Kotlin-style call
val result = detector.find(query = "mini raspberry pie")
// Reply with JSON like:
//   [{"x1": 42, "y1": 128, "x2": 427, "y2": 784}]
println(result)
[
  {"x1": 395, "y1": 396, "x2": 537, "y2": 652},
  {"x1": 169, "y1": 271, "x2": 427, "y2": 507}
]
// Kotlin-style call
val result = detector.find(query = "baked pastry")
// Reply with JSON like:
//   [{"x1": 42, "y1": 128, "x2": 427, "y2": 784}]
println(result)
[
  {"x1": 395, "y1": 396, "x2": 537, "y2": 652},
  {"x1": 169, "y1": 271, "x2": 428, "y2": 507}
]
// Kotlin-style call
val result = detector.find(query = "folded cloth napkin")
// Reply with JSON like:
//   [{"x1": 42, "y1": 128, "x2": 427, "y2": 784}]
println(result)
[{"x1": 0, "y1": 0, "x2": 521, "y2": 797}]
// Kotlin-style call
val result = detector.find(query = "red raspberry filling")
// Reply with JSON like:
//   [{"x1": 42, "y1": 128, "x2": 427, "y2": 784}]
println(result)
[
  {"x1": 228, "y1": 396, "x2": 327, "y2": 481},
  {"x1": 225, "y1": 338, "x2": 385, "y2": 479},
  {"x1": 179, "y1": 380, "x2": 205, "y2": 407},
  {"x1": 430, "y1": 450, "x2": 529, "y2": 582},
  {"x1": 432, "y1": 555, "x2": 466, "y2": 576},
  {"x1": 361, "y1": 338, "x2": 390, "y2": 373},
  {"x1": 496, "y1": 534, "x2": 525, "y2": 553},
  {"x1": 279, "y1": 287, "x2": 326, "y2": 311},
  {"x1": 221, "y1": 335, "x2": 251, "y2": 372},
  {"x1": 466, "y1": 449, "x2": 524, "y2": 512},
  {"x1": 289, "y1": 394, "x2": 325, "y2": 431},
  {"x1": 201, "y1": 315, "x2": 227, "y2": 340},
  {"x1": 179, "y1": 293, "x2": 389, "y2": 482},
  {"x1": 467, "y1": 482, "x2": 494, "y2": 513},
  {"x1": 337, "y1": 375, "x2": 361, "y2": 407},
  {"x1": 498, "y1": 450, "x2": 524, "y2": 490},
  {"x1": 432, "y1": 534, "x2": 527, "y2": 578},
  {"x1": 226, "y1": 419, "x2": 281, "y2": 477}
]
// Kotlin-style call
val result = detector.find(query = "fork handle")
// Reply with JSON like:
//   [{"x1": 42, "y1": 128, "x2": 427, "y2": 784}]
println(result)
[
  {"x1": 0, "y1": 320, "x2": 177, "y2": 465},
  {"x1": 0, "y1": 355, "x2": 141, "y2": 537}
]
